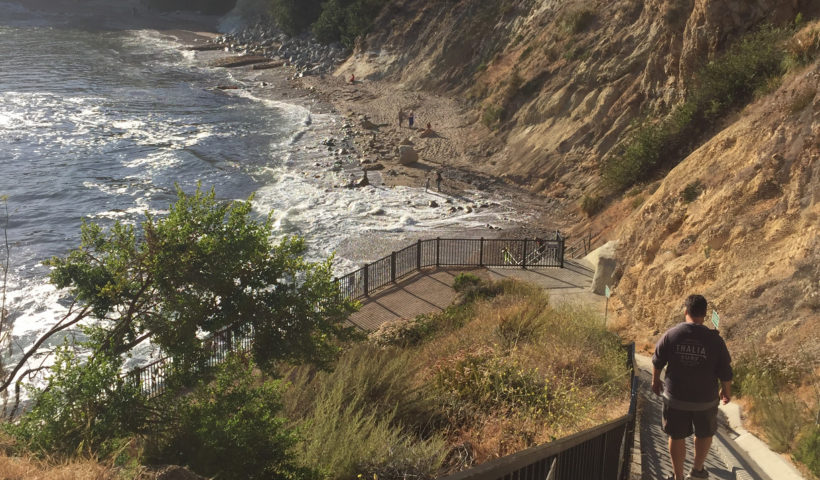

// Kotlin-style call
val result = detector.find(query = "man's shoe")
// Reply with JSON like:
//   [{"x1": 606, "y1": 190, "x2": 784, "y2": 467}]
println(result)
[{"x1": 685, "y1": 466, "x2": 709, "y2": 479}]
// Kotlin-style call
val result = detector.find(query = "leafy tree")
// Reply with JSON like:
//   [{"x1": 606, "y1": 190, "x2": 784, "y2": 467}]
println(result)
[
  {"x1": 42, "y1": 186, "x2": 359, "y2": 374},
  {"x1": 4, "y1": 186, "x2": 359, "y2": 466},
  {"x1": 312, "y1": 0, "x2": 389, "y2": 49},
  {"x1": 143, "y1": 0, "x2": 238, "y2": 15},
  {"x1": 269, "y1": 0, "x2": 323, "y2": 35}
]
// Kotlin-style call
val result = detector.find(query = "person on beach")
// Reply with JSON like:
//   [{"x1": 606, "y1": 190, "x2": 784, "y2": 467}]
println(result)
[
  {"x1": 424, "y1": 176, "x2": 430, "y2": 192},
  {"x1": 652, "y1": 294, "x2": 733, "y2": 480},
  {"x1": 408, "y1": 111, "x2": 415, "y2": 129},
  {"x1": 399, "y1": 109, "x2": 406, "y2": 127},
  {"x1": 348, "y1": 73, "x2": 355, "y2": 84},
  {"x1": 435, "y1": 170, "x2": 442, "y2": 192}
]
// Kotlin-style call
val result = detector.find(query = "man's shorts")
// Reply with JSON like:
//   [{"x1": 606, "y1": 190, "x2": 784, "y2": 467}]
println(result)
[{"x1": 662, "y1": 403, "x2": 718, "y2": 439}]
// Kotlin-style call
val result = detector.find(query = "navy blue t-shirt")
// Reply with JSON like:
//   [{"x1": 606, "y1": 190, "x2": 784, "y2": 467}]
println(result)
[{"x1": 652, "y1": 322, "x2": 733, "y2": 410}]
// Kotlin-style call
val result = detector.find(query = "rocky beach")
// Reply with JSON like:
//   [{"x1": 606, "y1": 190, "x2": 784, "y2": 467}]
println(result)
[{"x1": 187, "y1": 20, "x2": 571, "y2": 250}]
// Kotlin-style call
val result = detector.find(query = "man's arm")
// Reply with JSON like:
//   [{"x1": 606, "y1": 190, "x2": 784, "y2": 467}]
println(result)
[
  {"x1": 652, "y1": 367, "x2": 664, "y2": 396},
  {"x1": 720, "y1": 380, "x2": 732, "y2": 404}
]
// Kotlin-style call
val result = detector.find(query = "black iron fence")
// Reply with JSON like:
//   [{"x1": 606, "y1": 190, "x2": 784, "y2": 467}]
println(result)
[
  {"x1": 337, "y1": 236, "x2": 564, "y2": 300},
  {"x1": 439, "y1": 343, "x2": 638, "y2": 480},
  {"x1": 125, "y1": 325, "x2": 253, "y2": 397}
]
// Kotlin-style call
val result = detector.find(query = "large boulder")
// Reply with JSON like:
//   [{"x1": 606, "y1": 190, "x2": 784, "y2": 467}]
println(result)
[{"x1": 398, "y1": 145, "x2": 418, "y2": 165}]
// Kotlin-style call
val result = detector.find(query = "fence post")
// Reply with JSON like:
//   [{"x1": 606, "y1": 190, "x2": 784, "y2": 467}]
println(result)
[
  {"x1": 479, "y1": 237, "x2": 484, "y2": 266},
  {"x1": 363, "y1": 264, "x2": 369, "y2": 297},
  {"x1": 522, "y1": 239, "x2": 528, "y2": 269},
  {"x1": 436, "y1": 237, "x2": 440, "y2": 267},
  {"x1": 416, "y1": 239, "x2": 422, "y2": 270},
  {"x1": 559, "y1": 234, "x2": 565, "y2": 268},
  {"x1": 391, "y1": 251, "x2": 396, "y2": 284}
]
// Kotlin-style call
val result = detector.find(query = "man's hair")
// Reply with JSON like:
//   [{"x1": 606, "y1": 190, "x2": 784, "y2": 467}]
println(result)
[{"x1": 684, "y1": 294, "x2": 708, "y2": 318}]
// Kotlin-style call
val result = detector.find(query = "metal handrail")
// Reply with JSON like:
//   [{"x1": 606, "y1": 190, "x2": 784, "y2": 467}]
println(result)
[{"x1": 336, "y1": 236, "x2": 565, "y2": 300}]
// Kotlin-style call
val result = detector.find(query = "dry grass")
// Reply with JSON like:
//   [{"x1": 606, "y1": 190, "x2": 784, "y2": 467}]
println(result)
[
  {"x1": 414, "y1": 281, "x2": 630, "y2": 461},
  {"x1": 0, "y1": 454, "x2": 119, "y2": 480}
]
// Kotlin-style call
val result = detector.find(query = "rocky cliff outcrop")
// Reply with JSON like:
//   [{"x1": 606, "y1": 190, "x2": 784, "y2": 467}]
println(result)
[
  {"x1": 614, "y1": 61, "x2": 818, "y2": 358},
  {"x1": 341, "y1": 0, "x2": 812, "y2": 195}
]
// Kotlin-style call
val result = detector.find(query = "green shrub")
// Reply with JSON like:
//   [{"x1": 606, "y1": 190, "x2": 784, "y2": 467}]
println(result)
[
  {"x1": 482, "y1": 105, "x2": 504, "y2": 128},
  {"x1": 283, "y1": 344, "x2": 446, "y2": 479},
  {"x1": 795, "y1": 425, "x2": 820, "y2": 477},
  {"x1": 603, "y1": 26, "x2": 789, "y2": 191},
  {"x1": 435, "y1": 353, "x2": 579, "y2": 421},
  {"x1": 680, "y1": 180, "x2": 703, "y2": 203},
  {"x1": 733, "y1": 352, "x2": 808, "y2": 452},
  {"x1": 581, "y1": 194, "x2": 605, "y2": 216},
  {"x1": 312, "y1": 0, "x2": 389, "y2": 49},
  {"x1": 453, "y1": 272, "x2": 482, "y2": 292},
  {"x1": 562, "y1": 8, "x2": 596, "y2": 34},
  {"x1": 270, "y1": 0, "x2": 323, "y2": 35},
  {"x1": 156, "y1": 354, "x2": 309, "y2": 480},
  {"x1": 7, "y1": 348, "x2": 147, "y2": 458}
]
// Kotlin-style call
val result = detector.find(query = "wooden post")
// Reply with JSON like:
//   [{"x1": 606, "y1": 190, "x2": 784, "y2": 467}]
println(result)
[
  {"x1": 522, "y1": 239, "x2": 528, "y2": 269},
  {"x1": 363, "y1": 265, "x2": 369, "y2": 297},
  {"x1": 479, "y1": 237, "x2": 484, "y2": 266},
  {"x1": 390, "y1": 251, "x2": 396, "y2": 284},
  {"x1": 416, "y1": 239, "x2": 422, "y2": 270},
  {"x1": 436, "y1": 237, "x2": 440, "y2": 267}
]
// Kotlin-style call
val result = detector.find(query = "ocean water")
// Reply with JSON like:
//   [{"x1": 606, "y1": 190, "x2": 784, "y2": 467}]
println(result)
[{"x1": 0, "y1": 3, "x2": 524, "y2": 373}]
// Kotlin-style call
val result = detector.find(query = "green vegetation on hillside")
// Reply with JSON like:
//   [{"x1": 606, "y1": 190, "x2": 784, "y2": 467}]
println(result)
[
  {"x1": 2, "y1": 187, "x2": 358, "y2": 475},
  {"x1": 267, "y1": 0, "x2": 389, "y2": 49},
  {"x1": 3, "y1": 260, "x2": 630, "y2": 478},
  {"x1": 733, "y1": 350, "x2": 820, "y2": 477},
  {"x1": 602, "y1": 25, "x2": 792, "y2": 191},
  {"x1": 144, "y1": 0, "x2": 237, "y2": 15}
]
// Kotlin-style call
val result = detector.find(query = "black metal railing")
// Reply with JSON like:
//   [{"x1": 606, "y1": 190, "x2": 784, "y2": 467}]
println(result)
[
  {"x1": 336, "y1": 236, "x2": 565, "y2": 300},
  {"x1": 438, "y1": 343, "x2": 638, "y2": 480},
  {"x1": 125, "y1": 325, "x2": 253, "y2": 397},
  {"x1": 565, "y1": 231, "x2": 597, "y2": 259}
]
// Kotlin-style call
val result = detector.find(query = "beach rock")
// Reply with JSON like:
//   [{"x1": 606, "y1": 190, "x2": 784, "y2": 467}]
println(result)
[
  {"x1": 357, "y1": 171, "x2": 370, "y2": 187},
  {"x1": 428, "y1": 200, "x2": 439, "y2": 208},
  {"x1": 399, "y1": 137, "x2": 414, "y2": 145},
  {"x1": 364, "y1": 163, "x2": 385, "y2": 171},
  {"x1": 398, "y1": 145, "x2": 418, "y2": 165},
  {"x1": 360, "y1": 117, "x2": 378, "y2": 130}
]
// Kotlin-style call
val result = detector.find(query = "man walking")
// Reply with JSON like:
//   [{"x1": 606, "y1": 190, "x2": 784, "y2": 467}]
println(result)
[{"x1": 652, "y1": 294, "x2": 732, "y2": 480}]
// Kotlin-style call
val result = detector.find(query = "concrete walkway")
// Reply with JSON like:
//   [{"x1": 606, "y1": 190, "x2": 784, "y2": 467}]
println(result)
[
  {"x1": 349, "y1": 262, "x2": 805, "y2": 480},
  {"x1": 349, "y1": 267, "x2": 482, "y2": 330}
]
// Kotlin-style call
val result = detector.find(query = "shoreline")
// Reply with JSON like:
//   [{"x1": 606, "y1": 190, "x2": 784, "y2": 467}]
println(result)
[
  {"x1": 183, "y1": 46, "x2": 570, "y2": 240},
  {"x1": 157, "y1": 23, "x2": 574, "y2": 266}
]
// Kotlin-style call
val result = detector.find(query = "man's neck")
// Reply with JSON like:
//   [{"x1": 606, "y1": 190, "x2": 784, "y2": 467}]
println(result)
[{"x1": 685, "y1": 314, "x2": 706, "y2": 325}]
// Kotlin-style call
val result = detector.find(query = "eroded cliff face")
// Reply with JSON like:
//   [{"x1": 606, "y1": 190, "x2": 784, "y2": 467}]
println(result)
[
  {"x1": 337, "y1": 0, "x2": 819, "y2": 360},
  {"x1": 613, "y1": 63, "x2": 819, "y2": 358},
  {"x1": 342, "y1": 0, "x2": 808, "y2": 194}
]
